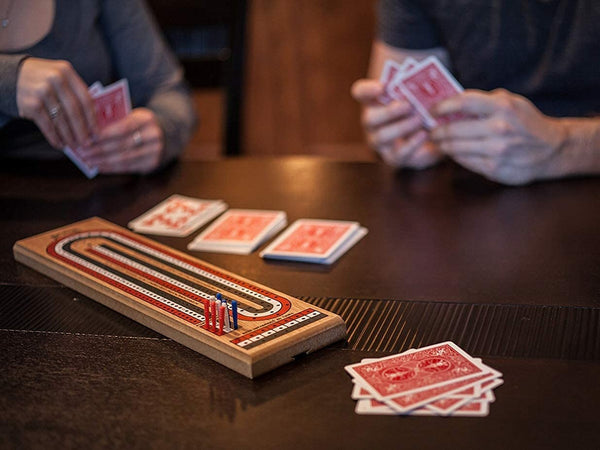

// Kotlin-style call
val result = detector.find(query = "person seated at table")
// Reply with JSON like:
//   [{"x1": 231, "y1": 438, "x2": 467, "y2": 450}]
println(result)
[
  {"x1": 352, "y1": 0, "x2": 600, "y2": 185},
  {"x1": 0, "y1": 0, "x2": 196, "y2": 174}
]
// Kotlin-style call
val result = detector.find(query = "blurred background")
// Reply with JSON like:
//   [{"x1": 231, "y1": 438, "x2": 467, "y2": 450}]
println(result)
[{"x1": 147, "y1": 0, "x2": 378, "y2": 161}]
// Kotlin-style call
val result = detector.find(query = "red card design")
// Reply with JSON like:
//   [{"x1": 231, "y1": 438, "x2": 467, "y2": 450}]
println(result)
[
  {"x1": 93, "y1": 79, "x2": 131, "y2": 130},
  {"x1": 128, "y1": 195, "x2": 227, "y2": 237},
  {"x1": 188, "y1": 209, "x2": 287, "y2": 255},
  {"x1": 346, "y1": 342, "x2": 489, "y2": 400}
]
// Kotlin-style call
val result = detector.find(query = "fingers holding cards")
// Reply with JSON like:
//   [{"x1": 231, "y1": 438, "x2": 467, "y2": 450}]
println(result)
[
  {"x1": 85, "y1": 107, "x2": 164, "y2": 174},
  {"x1": 63, "y1": 79, "x2": 132, "y2": 178},
  {"x1": 16, "y1": 58, "x2": 97, "y2": 149},
  {"x1": 363, "y1": 55, "x2": 468, "y2": 169}
]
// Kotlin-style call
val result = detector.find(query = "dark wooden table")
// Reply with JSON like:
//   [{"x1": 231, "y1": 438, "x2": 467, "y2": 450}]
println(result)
[{"x1": 1, "y1": 157, "x2": 599, "y2": 449}]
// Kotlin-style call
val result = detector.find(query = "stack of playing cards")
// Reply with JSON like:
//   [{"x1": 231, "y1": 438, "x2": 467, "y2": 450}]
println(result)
[
  {"x1": 346, "y1": 342, "x2": 503, "y2": 417},
  {"x1": 187, "y1": 209, "x2": 287, "y2": 255},
  {"x1": 379, "y1": 55, "x2": 466, "y2": 128},
  {"x1": 259, "y1": 219, "x2": 368, "y2": 264},
  {"x1": 128, "y1": 195, "x2": 228, "y2": 237},
  {"x1": 64, "y1": 78, "x2": 132, "y2": 178}
]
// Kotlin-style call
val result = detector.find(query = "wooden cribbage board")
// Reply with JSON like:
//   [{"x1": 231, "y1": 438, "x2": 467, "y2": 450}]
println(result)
[{"x1": 13, "y1": 217, "x2": 346, "y2": 378}]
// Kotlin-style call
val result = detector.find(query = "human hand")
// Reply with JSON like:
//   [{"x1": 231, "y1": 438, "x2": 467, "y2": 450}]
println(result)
[
  {"x1": 430, "y1": 89, "x2": 567, "y2": 185},
  {"x1": 16, "y1": 58, "x2": 97, "y2": 149},
  {"x1": 351, "y1": 78, "x2": 443, "y2": 169},
  {"x1": 80, "y1": 107, "x2": 165, "y2": 174}
]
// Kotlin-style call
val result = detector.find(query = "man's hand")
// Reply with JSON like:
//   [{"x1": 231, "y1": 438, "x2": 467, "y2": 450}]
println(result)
[
  {"x1": 430, "y1": 89, "x2": 567, "y2": 185},
  {"x1": 351, "y1": 78, "x2": 443, "y2": 169},
  {"x1": 16, "y1": 58, "x2": 97, "y2": 149}
]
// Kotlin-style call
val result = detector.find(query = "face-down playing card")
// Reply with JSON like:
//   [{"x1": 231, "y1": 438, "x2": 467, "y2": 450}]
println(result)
[
  {"x1": 128, "y1": 195, "x2": 227, "y2": 237},
  {"x1": 259, "y1": 219, "x2": 368, "y2": 264},
  {"x1": 345, "y1": 341, "x2": 493, "y2": 401},
  {"x1": 188, "y1": 209, "x2": 287, "y2": 254}
]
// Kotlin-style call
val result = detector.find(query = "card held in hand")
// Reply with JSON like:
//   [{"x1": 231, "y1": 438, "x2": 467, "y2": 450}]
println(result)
[
  {"x1": 380, "y1": 56, "x2": 466, "y2": 128},
  {"x1": 64, "y1": 79, "x2": 132, "y2": 178}
]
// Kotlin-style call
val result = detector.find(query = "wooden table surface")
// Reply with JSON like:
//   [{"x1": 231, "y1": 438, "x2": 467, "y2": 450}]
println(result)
[{"x1": 1, "y1": 156, "x2": 599, "y2": 449}]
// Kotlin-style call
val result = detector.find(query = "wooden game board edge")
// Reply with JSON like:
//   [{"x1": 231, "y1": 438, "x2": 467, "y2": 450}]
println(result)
[
  {"x1": 249, "y1": 314, "x2": 346, "y2": 361},
  {"x1": 13, "y1": 242, "x2": 255, "y2": 378},
  {"x1": 250, "y1": 318, "x2": 347, "y2": 378}
]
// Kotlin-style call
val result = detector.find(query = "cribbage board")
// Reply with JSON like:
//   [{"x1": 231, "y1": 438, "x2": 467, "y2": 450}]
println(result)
[{"x1": 13, "y1": 217, "x2": 346, "y2": 378}]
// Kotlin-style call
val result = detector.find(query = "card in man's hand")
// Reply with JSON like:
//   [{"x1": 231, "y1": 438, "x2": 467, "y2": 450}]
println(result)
[{"x1": 384, "y1": 56, "x2": 465, "y2": 128}]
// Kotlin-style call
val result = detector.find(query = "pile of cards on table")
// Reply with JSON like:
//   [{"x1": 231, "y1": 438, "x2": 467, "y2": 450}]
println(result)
[
  {"x1": 187, "y1": 209, "x2": 287, "y2": 255},
  {"x1": 260, "y1": 219, "x2": 368, "y2": 264},
  {"x1": 379, "y1": 55, "x2": 466, "y2": 128},
  {"x1": 346, "y1": 341, "x2": 503, "y2": 417},
  {"x1": 64, "y1": 78, "x2": 132, "y2": 179},
  {"x1": 128, "y1": 194, "x2": 228, "y2": 237}
]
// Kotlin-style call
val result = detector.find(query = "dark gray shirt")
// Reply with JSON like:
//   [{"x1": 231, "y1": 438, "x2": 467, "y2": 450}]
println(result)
[
  {"x1": 377, "y1": 0, "x2": 600, "y2": 117},
  {"x1": 0, "y1": 0, "x2": 196, "y2": 165}
]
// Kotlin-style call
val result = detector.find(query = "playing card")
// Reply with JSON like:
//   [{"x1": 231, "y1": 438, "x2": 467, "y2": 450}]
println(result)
[
  {"x1": 421, "y1": 375, "x2": 498, "y2": 415},
  {"x1": 347, "y1": 342, "x2": 503, "y2": 417},
  {"x1": 385, "y1": 57, "x2": 418, "y2": 102},
  {"x1": 88, "y1": 81, "x2": 102, "y2": 96},
  {"x1": 187, "y1": 209, "x2": 287, "y2": 254},
  {"x1": 63, "y1": 146, "x2": 99, "y2": 179},
  {"x1": 397, "y1": 56, "x2": 464, "y2": 128},
  {"x1": 427, "y1": 398, "x2": 491, "y2": 417},
  {"x1": 384, "y1": 369, "x2": 500, "y2": 413},
  {"x1": 345, "y1": 342, "x2": 492, "y2": 401},
  {"x1": 93, "y1": 79, "x2": 131, "y2": 130},
  {"x1": 378, "y1": 60, "x2": 404, "y2": 104},
  {"x1": 260, "y1": 219, "x2": 367, "y2": 264},
  {"x1": 128, "y1": 195, "x2": 228, "y2": 237},
  {"x1": 355, "y1": 398, "x2": 397, "y2": 415},
  {"x1": 64, "y1": 79, "x2": 132, "y2": 178}
]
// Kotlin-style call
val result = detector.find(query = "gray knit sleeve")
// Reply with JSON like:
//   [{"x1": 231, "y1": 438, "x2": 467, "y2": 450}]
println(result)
[
  {"x1": 0, "y1": 54, "x2": 29, "y2": 127},
  {"x1": 100, "y1": 0, "x2": 197, "y2": 168}
]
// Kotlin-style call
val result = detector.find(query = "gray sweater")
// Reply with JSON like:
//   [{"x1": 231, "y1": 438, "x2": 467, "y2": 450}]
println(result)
[{"x1": 0, "y1": 0, "x2": 196, "y2": 166}]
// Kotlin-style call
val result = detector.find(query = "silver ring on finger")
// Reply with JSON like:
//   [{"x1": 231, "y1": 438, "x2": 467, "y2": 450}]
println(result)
[
  {"x1": 48, "y1": 104, "x2": 62, "y2": 120},
  {"x1": 132, "y1": 130, "x2": 143, "y2": 147}
]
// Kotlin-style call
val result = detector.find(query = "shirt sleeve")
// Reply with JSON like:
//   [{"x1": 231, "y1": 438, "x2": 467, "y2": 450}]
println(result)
[
  {"x1": 0, "y1": 54, "x2": 30, "y2": 127},
  {"x1": 377, "y1": 0, "x2": 441, "y2": 49},
  {"x1": 99, "y1": 0, "x2": 197, "y2": 167}
]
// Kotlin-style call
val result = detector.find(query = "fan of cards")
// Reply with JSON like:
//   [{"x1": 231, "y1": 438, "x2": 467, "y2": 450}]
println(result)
[
  {"x1": 128, "y1": 195, "x2": 367, "y2": 263},
  {"x1": 346, "y1": 341, "x2": 503, "y2": 417},
  {"x1": 64, "y1": 79, "x2": 132, "y2": 179},
  {"x1": 379, "y1": 55, "x2": 466, "y2": 128}
]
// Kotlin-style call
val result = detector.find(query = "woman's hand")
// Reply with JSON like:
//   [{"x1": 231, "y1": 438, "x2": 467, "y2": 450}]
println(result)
[
  {"x1": 80, "y1": 107, "x2": 164, "y2": 174},
  {"x1": 16, "y1": 57, "x2": 97, "y2": 149}
]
